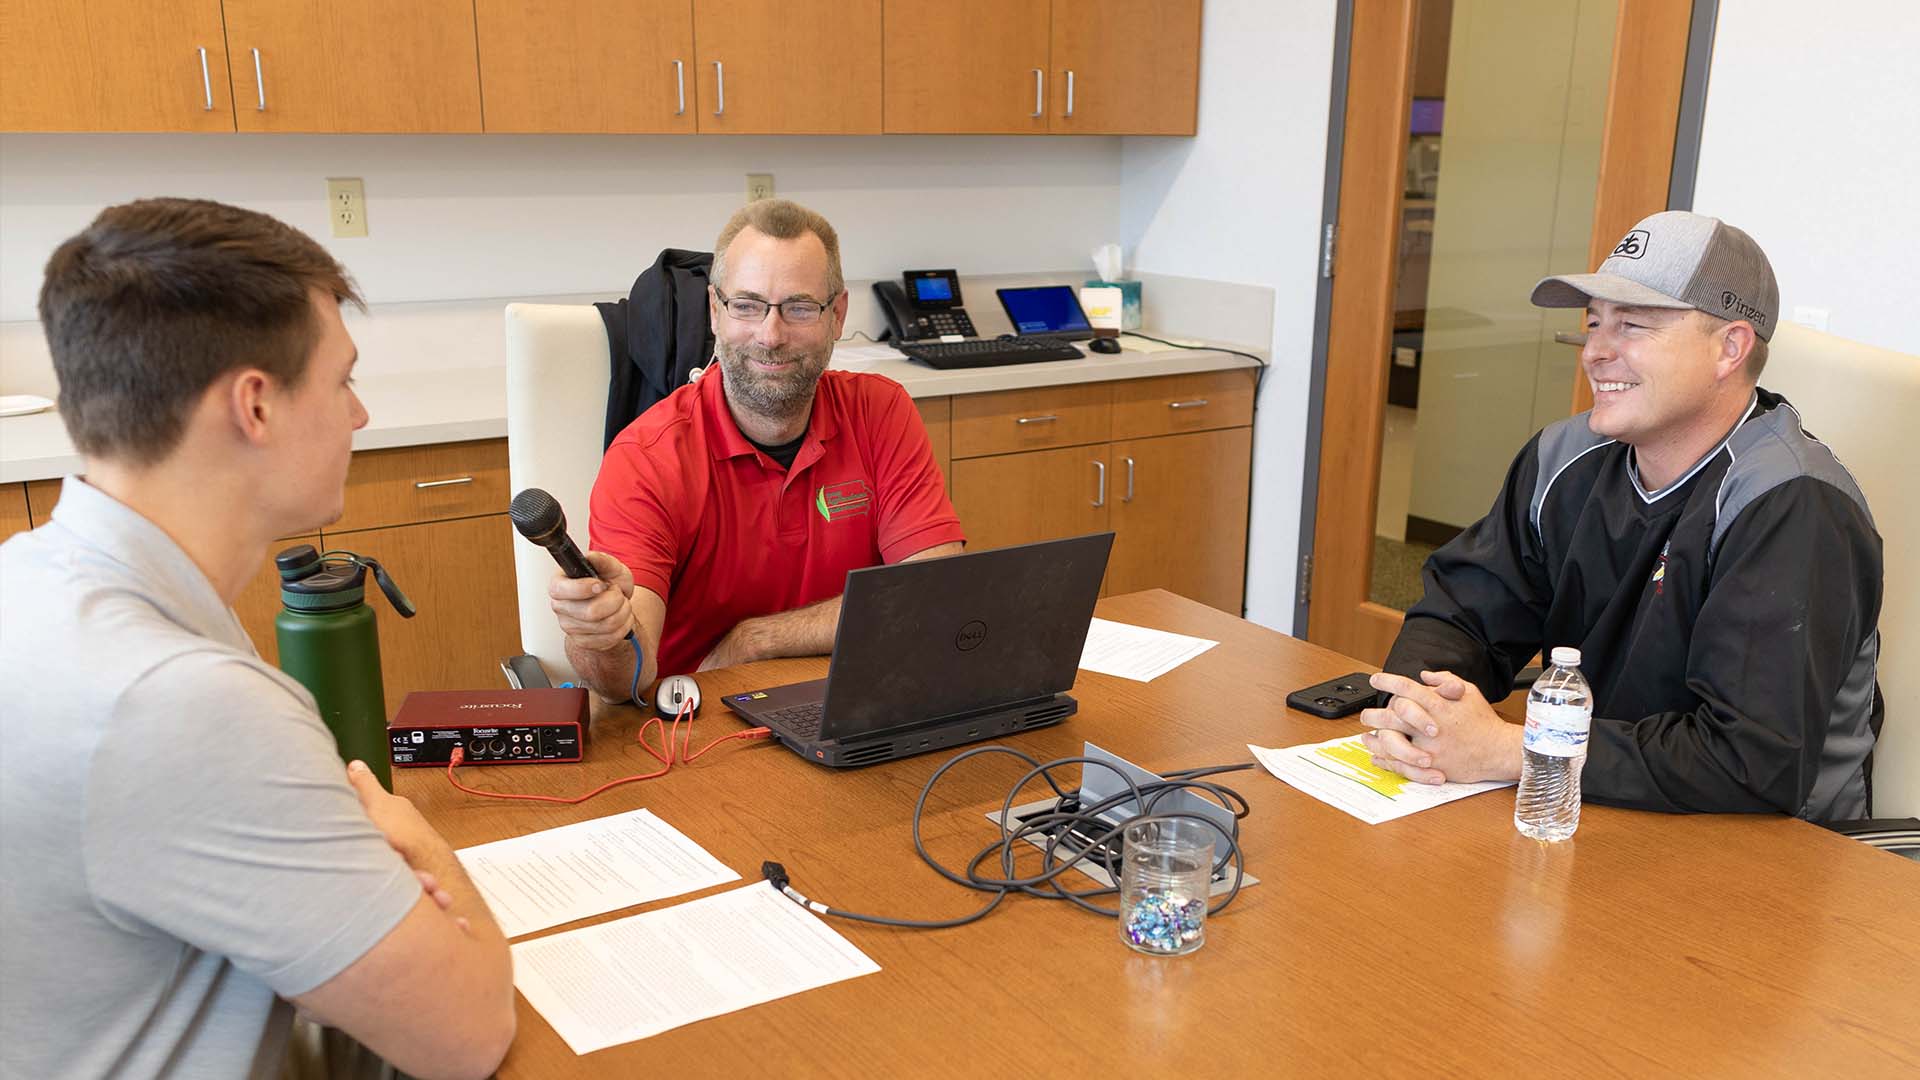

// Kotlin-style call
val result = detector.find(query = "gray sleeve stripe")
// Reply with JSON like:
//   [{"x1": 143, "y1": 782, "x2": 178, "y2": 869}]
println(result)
[
  {"x1": 1531, "y1": 417, "x2": 1616, "y2": 541},
  {"x1": 1778, "y1": 400, "x2": 1875, "y2": 523},
  {"x1": 1710, "y1": 400, "x2": 1874, "y2": 554}
]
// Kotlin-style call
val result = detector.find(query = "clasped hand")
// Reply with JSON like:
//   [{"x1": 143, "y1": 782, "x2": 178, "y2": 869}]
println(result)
[{"x1": 1357, "y1": 670, "x2": 1524, "y2": 786}]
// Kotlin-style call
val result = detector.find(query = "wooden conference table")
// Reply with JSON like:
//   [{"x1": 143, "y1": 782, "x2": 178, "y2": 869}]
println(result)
[{"x1": 401, "y1": 591, "x2": 1920, "y2": 1078}]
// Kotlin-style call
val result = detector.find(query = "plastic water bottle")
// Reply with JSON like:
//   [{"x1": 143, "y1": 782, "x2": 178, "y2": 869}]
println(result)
[{"x1": 1515, "y1": 646, "x2": 1592, "y2": 841}]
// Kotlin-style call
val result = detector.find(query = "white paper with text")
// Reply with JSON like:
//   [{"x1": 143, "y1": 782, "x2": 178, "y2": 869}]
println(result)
[
  {"x1": 512, "y1": 883, "x2": 881, "y2": 1054},
  {"x1": 456, "y1": 809, "x2": 738, "y2": 939}
]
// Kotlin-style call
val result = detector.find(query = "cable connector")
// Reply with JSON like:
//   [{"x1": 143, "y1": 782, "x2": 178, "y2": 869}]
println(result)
[
  {"x1": 450, "y1": 746, "x2": 465, "y2": 766},
  {"x1": 760, "y1": 861, "x2": 790, "y2": 891}
]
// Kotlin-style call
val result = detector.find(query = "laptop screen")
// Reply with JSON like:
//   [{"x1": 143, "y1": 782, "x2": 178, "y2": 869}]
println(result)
[{"x1": 997, "y1": 286, "x2": 1092, "y2": 336}]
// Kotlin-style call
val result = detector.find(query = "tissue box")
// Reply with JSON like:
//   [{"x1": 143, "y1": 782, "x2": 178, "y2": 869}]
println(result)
[
  {"x1": 1079, "y1": 286, "x2": 1123, "y2": 333},
  {"x1": 1084, "y1": 279, "x2": 1141, "y2": 330}
]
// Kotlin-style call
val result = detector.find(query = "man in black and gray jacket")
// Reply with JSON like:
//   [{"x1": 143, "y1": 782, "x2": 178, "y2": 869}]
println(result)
[{"x1": 1362, "y1": 211, "x2": 1881, "y2": 823}]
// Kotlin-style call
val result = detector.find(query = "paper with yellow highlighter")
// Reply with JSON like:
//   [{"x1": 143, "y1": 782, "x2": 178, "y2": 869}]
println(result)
[{"x1": 1248, "y1": 736, "x2": 1514, "y2": 825}]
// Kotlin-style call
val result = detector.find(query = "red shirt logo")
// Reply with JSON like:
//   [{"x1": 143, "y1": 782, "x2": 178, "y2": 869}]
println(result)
[{"x1": 816, "y1": 480, "x2": 873, "y2": 523}]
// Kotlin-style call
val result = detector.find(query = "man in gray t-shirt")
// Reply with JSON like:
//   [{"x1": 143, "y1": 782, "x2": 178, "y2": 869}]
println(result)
[{"x1": 1, "y1": 200, "x2": 515, "y2": 1078}]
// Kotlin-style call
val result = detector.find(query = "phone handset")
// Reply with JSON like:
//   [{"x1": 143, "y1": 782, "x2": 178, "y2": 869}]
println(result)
[{"x1": 873, "y1": 269, "x2": 976, "y2": 343}]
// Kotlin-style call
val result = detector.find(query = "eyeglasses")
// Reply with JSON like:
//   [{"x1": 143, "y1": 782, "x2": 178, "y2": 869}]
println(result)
[{"x1": 715, "y1": 289, "x2": 838, "y2": 326}]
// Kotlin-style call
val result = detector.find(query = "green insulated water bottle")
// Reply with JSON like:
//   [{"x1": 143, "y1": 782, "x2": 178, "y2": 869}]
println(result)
[{"x1": 274, "y1": 544, "x2": 417, "y2": 791}]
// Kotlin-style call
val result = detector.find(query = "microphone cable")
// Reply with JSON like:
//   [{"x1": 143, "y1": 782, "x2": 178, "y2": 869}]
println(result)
[
  {"x1": 444, "y1": 698, "x2": 773, "y2": 805},
  {"x1": 762, "y1": 745, "x2": 1255, "y2": 930}
]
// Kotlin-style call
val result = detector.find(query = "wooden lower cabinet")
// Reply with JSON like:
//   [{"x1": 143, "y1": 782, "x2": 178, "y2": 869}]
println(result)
[
  {"x1": 915, "y1": 396, "x2": 952, "y2": 494},
  {"x1": 1108, "y1": 427, "x2": 1253, "y2": 614},
  {"x1": 951, "y1": 443, "x2": 1110, "y2": 556},
  {"x1": 945, "y1": 371, "x2": 1257, "y2": 614},
  {"x1": 235, "y1": 534, "x2": 319, "y2": 666},
  {"x1": 1, "y1": 483, "x2": 29, "y2": 542},
  {"x1": 25, "y1": 479, "x2": 61, "y2": 525},
  {"x1": 323, "y1": 514, "x2": 522, "y2": 718}
]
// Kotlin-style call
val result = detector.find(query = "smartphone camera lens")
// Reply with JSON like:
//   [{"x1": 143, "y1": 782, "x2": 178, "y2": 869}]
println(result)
[{"x1": 1316, "y1": 696, "x2": 1339, "y2": 707}]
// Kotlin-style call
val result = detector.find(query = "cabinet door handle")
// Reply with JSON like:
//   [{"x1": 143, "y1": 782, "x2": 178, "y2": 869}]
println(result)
[
  {"x1": 1123, "y1": 456, "x2": 1135, "y2": 503},
  {"x1": 713, "y1": 61, "x2": 725, "y2": 116},
  {"x1": 1092, "y1": 460, "x2": 1106, "y2": 508},
  {"x1": 1015, "y1": 414, "x2": 1058, "y2": 425},
  {"x1": 197, "y1": 47, "x2": 213, "y2": 111},
  {"x1": 414, "y1": 476, "x2": 474, "y2": 490},
  {"x1": 1064, "y1": 70, "x2": 1075, "y2": 117},
  {"x1": 251, "y1": 48, "x2": 265, "y2": 111},
  {"x1": 1167, "y1": 398, "x2": 1210, "y2": 410},
  {"x1": 1031, "y1": 68, "x2": 1044, "y2": 118},
  {"x1": 673, "y1": 59, "x2": 686, "y2": 115}
]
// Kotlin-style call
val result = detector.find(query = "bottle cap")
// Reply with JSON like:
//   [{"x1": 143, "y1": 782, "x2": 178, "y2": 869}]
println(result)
[{"x1": 1550, "y1": 646, "x2": 1581, "y2": 667}]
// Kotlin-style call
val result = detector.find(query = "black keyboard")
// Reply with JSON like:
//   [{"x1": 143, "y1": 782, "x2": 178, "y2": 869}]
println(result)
[
  {"x1": 762, "y1": 701, "x2": 824, "y2": 739},
  {"x1": 899, "y1": 337, "x2": 1084, "y2": 369}
]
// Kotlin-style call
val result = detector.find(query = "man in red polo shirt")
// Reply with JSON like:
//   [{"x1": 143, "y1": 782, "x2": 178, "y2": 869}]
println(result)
[{"x1": 550, "y1": 200, "x2": 965, "y2": 699}]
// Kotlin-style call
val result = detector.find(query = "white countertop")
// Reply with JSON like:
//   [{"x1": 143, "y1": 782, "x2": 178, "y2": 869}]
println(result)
[{"x1": 1, "y1": 278, "x2": 1269, "y2": 483}]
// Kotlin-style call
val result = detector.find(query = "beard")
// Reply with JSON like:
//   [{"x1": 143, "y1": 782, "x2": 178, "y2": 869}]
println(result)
[{"x1": 714, "y1": 337, "x2": 832, "y2": 420}]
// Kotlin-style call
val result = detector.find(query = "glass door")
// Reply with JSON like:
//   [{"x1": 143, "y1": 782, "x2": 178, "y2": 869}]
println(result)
[{"x1": 1307, "y1": 0, "x2": 1696, "y2": 665}]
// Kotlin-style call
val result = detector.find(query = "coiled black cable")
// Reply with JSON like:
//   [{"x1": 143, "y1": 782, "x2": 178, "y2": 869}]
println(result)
[{"x1": 763, "y1": 745, "x2": 1255, "y2": 929}]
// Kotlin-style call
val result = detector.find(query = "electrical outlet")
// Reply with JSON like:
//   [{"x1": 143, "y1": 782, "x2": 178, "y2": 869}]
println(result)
[
  {"x1": 1791, "y1": 305, "x2": 1830, "y2": 332},
  {"x1": 326, "y1": 178, "x2": 367, "y2": 238},
  {"x1": 746, "y1": 173, "x2": 775, "y2": 202}
]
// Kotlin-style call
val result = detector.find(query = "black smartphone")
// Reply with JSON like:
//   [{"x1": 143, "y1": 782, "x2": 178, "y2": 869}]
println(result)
[{"x1": 1286, "y1": 672, "x2": 1385, "y2": 718}]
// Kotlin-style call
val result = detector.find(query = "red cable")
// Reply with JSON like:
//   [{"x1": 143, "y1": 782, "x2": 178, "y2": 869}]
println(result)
[{"x1": 443, "y1": 698, "x2": 771, "y2": 804}]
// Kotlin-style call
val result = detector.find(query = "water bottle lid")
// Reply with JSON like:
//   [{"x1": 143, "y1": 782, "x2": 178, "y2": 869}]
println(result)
[
  {"x1": 274, "y1": 543, "x2": 323, "y2": 582},
  {"x1": 1550, "y1": 646, "x2": 1581, "y2": 667}
]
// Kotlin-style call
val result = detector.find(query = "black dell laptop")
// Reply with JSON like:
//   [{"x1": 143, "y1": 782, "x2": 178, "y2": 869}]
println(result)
[{"x1": 722, "y1": 533, "x2": 1114, "y2": 768}]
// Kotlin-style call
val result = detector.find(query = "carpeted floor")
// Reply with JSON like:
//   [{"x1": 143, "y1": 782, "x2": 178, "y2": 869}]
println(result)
[{"x1": 1369, "y1": 536, "x2": 1436, "y2": 611}]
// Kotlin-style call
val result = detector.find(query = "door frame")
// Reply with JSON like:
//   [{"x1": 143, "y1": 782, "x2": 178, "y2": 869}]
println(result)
[{"x1": 1296, "y1": 0, "x2": 1710, "y2": 661}]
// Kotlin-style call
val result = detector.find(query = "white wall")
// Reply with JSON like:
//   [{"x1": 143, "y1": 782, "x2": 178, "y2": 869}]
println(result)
[
  {"x1": 1120, "y1": 0, "x2": 1339, "y2": 633},
  {"x1": 0, "y1": 134, "x2": 1123, "y2": 323},
  {"x1": 1692, "y1": 0, "x2": 1920, "y2": 356}
]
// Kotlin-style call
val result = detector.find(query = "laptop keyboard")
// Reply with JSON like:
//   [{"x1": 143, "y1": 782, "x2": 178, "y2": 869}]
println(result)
[{"x1": 762, "y1": 701, "x2": 824, "y2": 739}]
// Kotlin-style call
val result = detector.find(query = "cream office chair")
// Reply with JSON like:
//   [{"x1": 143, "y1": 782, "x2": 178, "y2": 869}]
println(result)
[
  {"x1": 503, "y1": 303, "x2": 616, "y2": 686},
  {"x1": 1762, "y1": 322, "x2": 1920, "y2": 828}
]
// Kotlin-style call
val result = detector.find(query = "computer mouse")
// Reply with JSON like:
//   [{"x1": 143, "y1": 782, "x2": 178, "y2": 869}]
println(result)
[
  {"x1": 654, "y1": 674, "x2": 702, "y2": 719},
  {"x1": 1088, "y1": 337, "x2": 1122, "y2": 355}
]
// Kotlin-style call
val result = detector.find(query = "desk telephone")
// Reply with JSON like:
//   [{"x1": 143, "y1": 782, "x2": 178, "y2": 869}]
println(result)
[{"x1": 874, "y1": 269, "x2": 977, "y2": 342}]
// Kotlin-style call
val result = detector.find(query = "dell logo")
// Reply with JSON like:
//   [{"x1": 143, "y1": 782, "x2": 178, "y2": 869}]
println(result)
[
  {"x1": 1611, "y1": 230, "x2": 1649, "y2": 260},
  {"x1": 955, "y1": 620, "x2": 988, "y2": 652}
]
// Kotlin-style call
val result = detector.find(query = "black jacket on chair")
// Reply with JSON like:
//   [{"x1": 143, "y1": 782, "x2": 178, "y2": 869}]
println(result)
[{"x1": 596, "y1": 248, "x2": 715, "y2": 450}]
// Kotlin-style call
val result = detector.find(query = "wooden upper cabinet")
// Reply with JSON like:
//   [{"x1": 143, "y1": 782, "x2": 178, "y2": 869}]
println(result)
[
  {"x1": 882, "y1": 0, "x2": 1048, "y2": 134},
  {"x1": 0, "y1": 0, "x2": 233, "y2": 132},
  {"x1": 223, "y1": 0, "x2": 482, "y2": 133},
  {"x1": 1050, "y1": 0, "x2": 1201, "y2": 135},
  {"x1": 692, "y1": 0, "x2": 881, "y2": 134},
  {"x1": 475, "y1": 0, "x2": 697, "y2": 133}
]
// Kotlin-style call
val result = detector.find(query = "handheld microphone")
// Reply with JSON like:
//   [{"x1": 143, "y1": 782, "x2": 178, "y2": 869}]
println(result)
[
  {"x1": 509, "y1": 488, "x2": 596, "y2": 580},
  {"x1": 511, "y1": 488, "x2": 643, "y2": 685}
]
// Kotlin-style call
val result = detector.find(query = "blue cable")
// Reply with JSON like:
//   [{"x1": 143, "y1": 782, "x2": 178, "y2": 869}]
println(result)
[{"x1": 628, "y1": 633, "x2": 645, "y2": 707}]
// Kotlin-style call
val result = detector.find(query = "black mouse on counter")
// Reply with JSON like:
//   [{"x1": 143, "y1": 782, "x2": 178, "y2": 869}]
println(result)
[{"x1": 1088, "y1": 337, "x2": 1122, "y2": 355}]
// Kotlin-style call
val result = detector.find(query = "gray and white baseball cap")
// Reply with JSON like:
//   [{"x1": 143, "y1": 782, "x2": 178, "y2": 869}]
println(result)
[{"x1": 1530, "y1": 211, "x2": 1780, "y2": 341}]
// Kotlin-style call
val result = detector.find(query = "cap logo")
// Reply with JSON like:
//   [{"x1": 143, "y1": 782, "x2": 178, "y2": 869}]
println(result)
[
  {"x1": 1720, "y1": 291, "x2": 1769, "y2": 327},
  {"x1": 1611, "y1": 230, "x2": 1650, "y2": 260}
]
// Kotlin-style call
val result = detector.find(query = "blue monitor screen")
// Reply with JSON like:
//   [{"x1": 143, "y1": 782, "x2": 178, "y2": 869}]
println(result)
[
  {"x1": 1410, "y1": 97, "x2": 1444, "y2": 135},
  {"x1": 998, "y1": 286, "x2": 1091, "y2": 335},
  {"x1": 912, "y1": 276, "x2": 954, "y2": 302}
]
